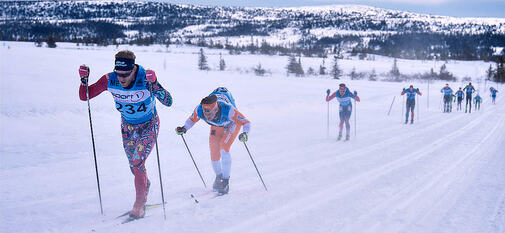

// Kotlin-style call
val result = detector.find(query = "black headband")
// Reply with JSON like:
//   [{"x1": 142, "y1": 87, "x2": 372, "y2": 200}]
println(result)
[{"x1": 114, "y1": 57, "x2": 135, "y2": 71}]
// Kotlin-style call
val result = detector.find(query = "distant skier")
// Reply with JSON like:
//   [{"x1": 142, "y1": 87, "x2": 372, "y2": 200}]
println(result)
[
  {"x1": 440, "y1": 84, "x2": 454, "y2": 113},
  {"x1": 463, "y1": 82, "x2": 475, "y2": 113},
  {"x1": 326, "y1": 83, "x2": 360, "y2": 140},
  {"x1": 455, "y1": 87, "x2": 464, "y2": 111},
  {"x1": 401, "y1": 85, "x2": 422, "y2": 124},
  {"x1": 175, "y1": 87, "x2": 251, "y2": 195},
  {"x1": 474, "y1": 93, "x2": 482, "y2": 111},
  {"x1": 78, "y1": 50, "x2": 173, "y2": 219},
  {"x1": 490, "y1": 87, "x2": 498, "y2": 104}
]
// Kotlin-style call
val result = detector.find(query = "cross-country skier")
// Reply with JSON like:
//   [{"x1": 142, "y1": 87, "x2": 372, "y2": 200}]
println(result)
[
  {"x1": 490, "y1": 87, "x2": 498, "y2": 104},
  {"x1": 474, "y1": 93, "x2": 482, "y2": 111},
  {"x1": 78, "y1": 50, "x2": 173, "y2": 219},
  {"x1": 455, "y1": 87, "x2": 464, "y2": 111},
  {"x1": 175, "y1": 87, "x2": 251, "y2": 195},
  {"x1": 401, "y1": 85, "x2": 422, "y2": 124},
  {"x1": 326, "y1": 83, "x2": 361, "y2": 141},
  {"x1": 441, "y1": 84, "x2": 454, "y2": 113},
  {"x1": 463, "y1": 82, "x2": 475, "y2": 113}
]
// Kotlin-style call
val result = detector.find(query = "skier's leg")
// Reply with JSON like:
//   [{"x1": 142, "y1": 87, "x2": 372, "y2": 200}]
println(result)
[
  {"x1": 122, "y1": 116, "x2": 159, "y2": 218},
  {"x1": 220, "y1": 124, "x2": 241, "y2": 179},
  {"x1": 209, "y1": 126, "x2": 224, "y2": 176},
  {"x1": 338, "y1": 110, "x2": 344, "y2": 137}
]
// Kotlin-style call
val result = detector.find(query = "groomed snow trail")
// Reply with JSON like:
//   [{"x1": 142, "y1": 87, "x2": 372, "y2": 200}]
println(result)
[{"x1": 1, "y1": 42, "x2": 504, "y2": 233}]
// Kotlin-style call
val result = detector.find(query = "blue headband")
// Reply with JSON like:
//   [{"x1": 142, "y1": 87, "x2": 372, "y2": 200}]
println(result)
[{"x1": 114, "y1": 57, "x2": 135, "y2": 71}]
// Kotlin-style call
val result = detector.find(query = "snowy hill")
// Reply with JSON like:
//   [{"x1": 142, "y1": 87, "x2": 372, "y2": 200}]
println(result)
[
  {"x1": 2, "y1": 1, "x2": 505, "y2": 60},
  {"x1": 1, "y1": 41, "x2": 505, "y2": 233}
]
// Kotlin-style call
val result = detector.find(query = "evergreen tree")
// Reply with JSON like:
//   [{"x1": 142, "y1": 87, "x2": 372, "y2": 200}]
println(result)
[
  {"x1": 46, "y1": 35, "x2": 57, "y2": 48},
  {"x1": 350, "y1": 67, "x2": 358, "y2": 80},
  {"x1": 198, "y1": 48, "x2": 209, "y2": 70},
  {"x1": 330, "y1": 56, "x2": 341, "y2": 79},
  {"x1": 486, "y1": 64, "x2": 495, "y2": 81},
  {"x1": 390, "y1": 58, "x2": 400, "y2": 78},
  {"x1": 368, "y1": 69, "x2": 377, "y2": 81},
  {"x1": 319, "y1": 59, "x2": 326, "y2": 75},
  {"x1": 253, "y1": 63, "x2": 266, "y2": 76},
  {"x1": 295, "y1": 57, "x2": 304, "y2": 77},
  {"x1": 307, "y1": 67, "x2": 315, "y2": 76},
  {"x1": 494, "y1": 57, "x2": 505, "y2": 83},
  {"x1": 219, "y1": 53, "x2": 226, "y2": 71},
  {"x1": 286, "y1": 55, "x2": 298, "y2": 76}
]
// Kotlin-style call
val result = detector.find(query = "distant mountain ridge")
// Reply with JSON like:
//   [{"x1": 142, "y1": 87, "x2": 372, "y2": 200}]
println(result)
[{"x1": 1, "y1": 1, "x2": 505, "y2": 60}]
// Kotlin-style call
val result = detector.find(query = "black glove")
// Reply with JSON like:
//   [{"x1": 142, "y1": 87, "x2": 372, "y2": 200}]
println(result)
[
  {"x1": 326, "y1": 89, "x2": 330, "y2": 96},
  {"x1": 175, "y1": 126, "x2": 186, "y2": 135}
]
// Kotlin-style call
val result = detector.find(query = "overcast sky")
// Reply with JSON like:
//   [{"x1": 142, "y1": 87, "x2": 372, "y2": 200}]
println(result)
[{"x1": 153, "y1": 0, "x2": 505, "y2": 18}]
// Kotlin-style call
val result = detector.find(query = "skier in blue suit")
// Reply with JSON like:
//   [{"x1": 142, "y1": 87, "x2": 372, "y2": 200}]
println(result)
[
  {"x1": 441, "y1": 84, "x2": 454, "y2": 113},
  {"x1": 401, "y1": 85, "x2": 422, "y2": 124}
]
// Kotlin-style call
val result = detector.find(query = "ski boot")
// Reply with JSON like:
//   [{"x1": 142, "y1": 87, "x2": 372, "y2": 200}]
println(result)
[
  {"x1": 405, "y1": 119, "x2": 408, "y2": 124},
  {"x1": 345, "y1": 135, "x2": 350, "y2": 141},
  {"x1": 213, "y1": 174, "x2": 223, "y2": 192},
  {"x1": 337, "y1": 133, "x2": 342, "y2": 141},
  {"x1": 410, "y1": 119, "x2": 413, "y2": 124},
  {"x1": 218, "y1": 178, "x2": 229, "y2": 195}
]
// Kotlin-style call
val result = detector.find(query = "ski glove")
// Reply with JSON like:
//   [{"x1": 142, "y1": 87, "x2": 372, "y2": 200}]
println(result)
[
  {"x1": 238, "y1": 132, "x2": 248, "y2": 142},
  {"x1": 79, "y1": 64, "x2": 90, "y2": 85},
  {"x1": 175, "y1": 126, "x2": 186, "y2": 135},
  {"x1": 326, "y1": 89, "x2": 330, "y2": 96},
  {"x1": 146, "y1": 69, "x2": 157, "y2": 83},
  {"x1": 354, "y1": 91, "x2": 358, "y2": 96}
]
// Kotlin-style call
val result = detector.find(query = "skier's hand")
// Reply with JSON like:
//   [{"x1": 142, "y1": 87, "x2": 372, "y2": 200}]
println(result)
[
  {"x1": 79, "y1": 64, "x2": 90, "y2": 85},
  {"x1": 175, "y1": 126, "x2": 186, "y2": 135},
  {"x1": 355, "y1": 96, "x2": 361, "y2": 102},
  {"x1": 354, "y1": 90, "x2": 358, "y2": 96},
  {"x1": 326, "y1": 89, "x2": 330, "y2": 96},
  {"x1": 146, "y1": 69, "x2": 157, "y2": 83},
  {"x1": 238, "y1": 132, "x2": 248, "y2": 142}
]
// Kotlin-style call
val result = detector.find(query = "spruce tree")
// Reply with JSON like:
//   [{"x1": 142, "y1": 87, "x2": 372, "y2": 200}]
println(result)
[
  {"x1": 198, "y1": 48, "x2": 209, "y2": 70},
  {"x1": 319, "y1": 59, "x2": 327, "y2": 75},
  {"x1": 390, "y1": 58, "x2": 400, "y2": 78},
  {"x1": 219, "y1": 53, "x2": 226, "y2": 71},
  {"x1": 330, "y1": 56, "x2": 341, "y2": 79}
]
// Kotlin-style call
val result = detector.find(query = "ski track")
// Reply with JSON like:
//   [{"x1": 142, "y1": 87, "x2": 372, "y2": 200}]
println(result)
[{"x1": 216, "y1": 104, "x2": 500, "y2": 233}]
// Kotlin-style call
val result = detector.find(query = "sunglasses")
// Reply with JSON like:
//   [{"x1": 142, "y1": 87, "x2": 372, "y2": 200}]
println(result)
[{"x1": 115, "y1": 70, "x2": 133, "y2": 78}]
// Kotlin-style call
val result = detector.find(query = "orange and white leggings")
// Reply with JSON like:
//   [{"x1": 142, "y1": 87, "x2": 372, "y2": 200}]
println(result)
[{"x1": 209, "y1": 124, "x2": 241, "y2": 179}]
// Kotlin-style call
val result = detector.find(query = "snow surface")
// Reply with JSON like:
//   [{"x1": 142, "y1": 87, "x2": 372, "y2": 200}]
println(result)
[{"x1": 1, "y1": 41, "x2": 505, "y2": 233}]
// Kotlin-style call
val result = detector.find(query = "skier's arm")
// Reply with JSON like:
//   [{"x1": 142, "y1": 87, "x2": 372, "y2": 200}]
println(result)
[
  {"x1": 231, "y1": 109, "x2": 251, "y2": 133},
  {"x1": 401, "y1": 88, "x2": 405, "y2": 95},
  {"x1": 149, "y1": 82, "x2": 173, "y2": 107},
  {"x1": 79, "y1": 74, "x2": 109, "y2": 101},
  {"x1": 183, "y1": 107, "x2": 201, "y2": 132},
  {"x1": 326, "y1": 92, "x2": 336, "y2": 102},
  {"x1": 417, "y1": 90, "x2": 423, "y2": 96}
]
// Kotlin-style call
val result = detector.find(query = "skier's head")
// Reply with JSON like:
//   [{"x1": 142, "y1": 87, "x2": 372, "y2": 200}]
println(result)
[
  {"x1": 339, "y1": 83, "x2": 346, "y2": 91},
  {"x1": 409, "y1": 85, "x2": 414, "y2": 90},
  {"x1": 201, "y1": 95, "x2": 218, "y2": 120},
  {"x1": 445, "y1": 84, "x2": 449, "y2": 88},
  {"x1": 459, "y1": 87, "x2": 462, "y2": 90},
  {"x1": 114, "y1": 50, "x2": 136, "y2": 87},
  {"x1": 469, "y1": 82, "x2": 472, "y2": 85}
]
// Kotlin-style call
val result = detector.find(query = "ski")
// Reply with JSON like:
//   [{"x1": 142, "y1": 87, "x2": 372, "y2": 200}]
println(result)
[
  {"x1": 121, "y1": 216, "x2": 150, "y2": 224},
  {"x1": 116, "y1": 202, "x2": 165, "y2": 219}
]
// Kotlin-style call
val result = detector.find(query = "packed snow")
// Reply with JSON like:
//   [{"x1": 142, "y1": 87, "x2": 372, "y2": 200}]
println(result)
[{"x1": 1, "y1": 41, "x2": 505, "y2": 233}]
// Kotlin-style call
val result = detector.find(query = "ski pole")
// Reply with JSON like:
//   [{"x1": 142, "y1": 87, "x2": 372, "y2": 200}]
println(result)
[
  {"x1": 326, "y1": 100, "x2": 330, "y2": 138},
  {"x1": 387, "y1": 96, "x2": 396, "y2": 116},
  {"x1": 149, "y1": 84, "x2": 167, "y2": 220},
  {"x1": 243, "y1": 142, "x2": 268, "y2": 191},
  {"x1": 180, "y1": 134, "x2": 207, "y2": 188},
  {"x1": 416, "y1": 94, "x2": 419, "y2": 122},
  {"x1": 401, "y1": 95, "x2": 405, "y2": 123},
  {"x1": 85, "y1": 81, "x2": 104, "y2": 215},
  {"x1": 354, "y1": 98, "x2": 357, "y2": 138}
]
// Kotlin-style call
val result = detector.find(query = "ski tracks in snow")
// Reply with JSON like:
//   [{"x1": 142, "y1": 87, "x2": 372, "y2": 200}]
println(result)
[{"x1": 218, "y1": 104, "x2": 505, "y2": 233}]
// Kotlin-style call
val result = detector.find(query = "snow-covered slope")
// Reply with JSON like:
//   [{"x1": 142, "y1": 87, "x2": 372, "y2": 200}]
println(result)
[{"x1": 1, "y1": 42, "x2": 505, "y2": 233}]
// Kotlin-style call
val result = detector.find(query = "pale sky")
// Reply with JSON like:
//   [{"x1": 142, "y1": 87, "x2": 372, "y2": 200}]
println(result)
[{"x1": 152, "y1": 0, "x2": 505, "y2": 18}]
